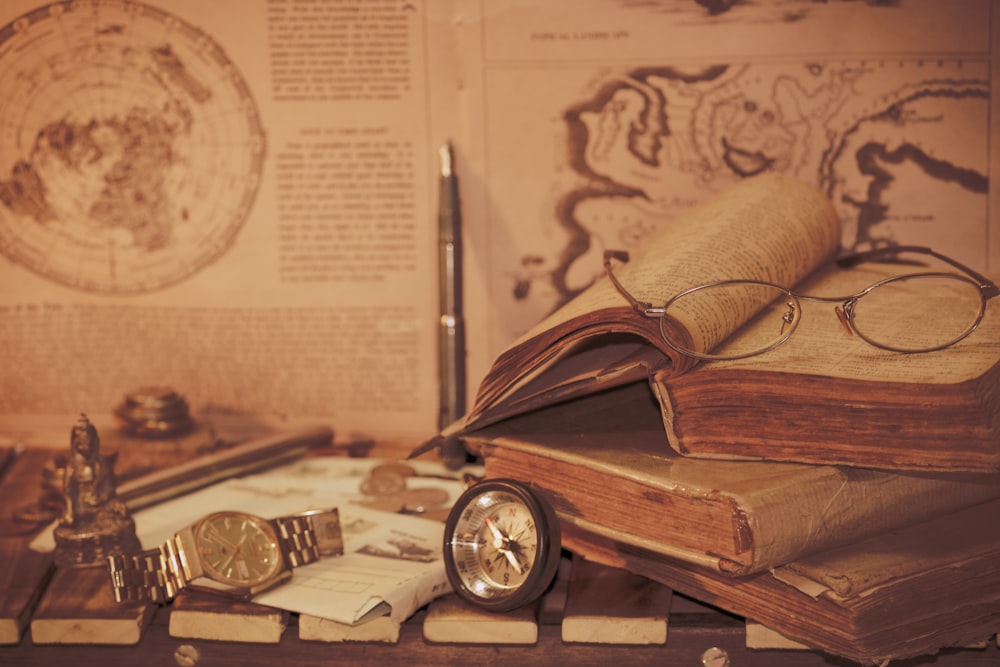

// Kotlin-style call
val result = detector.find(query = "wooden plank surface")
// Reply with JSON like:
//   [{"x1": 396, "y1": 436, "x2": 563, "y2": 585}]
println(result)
[
  {"x1": 0, "y1": 448, "x2": 57, "y2": 645},
  {"x1": 422, "y1": 594, "x2": 541, "y2": 645},
  {"x1": 2, "y1": 442, "x2": 999, "y2": 665},
  {"x1": 4, "y1": 601, "x2": 999, "y2": 667},
  {"x1": 561, "y1": 558, "x2": 672, "y2": 644},
  {"x1": 29, "y1": 566, "x2": 154, "y2": 645},
  {"x1": 168, "y1": 592, "x2": 289, "y2": 643},
  {"x1": 0, "y1": 540, "x2": 52, "y2": 645}
]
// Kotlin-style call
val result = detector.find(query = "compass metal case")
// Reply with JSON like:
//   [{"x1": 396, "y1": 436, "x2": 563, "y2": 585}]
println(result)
[{"x1": 442, "y1": 478, "x2": 561, "y2": 612}]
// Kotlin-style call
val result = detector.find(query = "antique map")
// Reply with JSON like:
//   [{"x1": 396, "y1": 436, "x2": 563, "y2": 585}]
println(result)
[
  {"x1": 0, "y1": 2, "x2": 264, "y2": 293},
  {"x1": 0, "y1": 0, "x2": 995, "y2": 441},
  {"x1": 484, "y1": 1, "x2": 993, "y2": 337}
]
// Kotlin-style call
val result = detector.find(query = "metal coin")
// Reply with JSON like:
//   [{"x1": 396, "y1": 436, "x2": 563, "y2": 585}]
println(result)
[
  {"x1": 400, "y1": 487, "x2": 450, "y2": 513},
  {"x1": 359, "y1": 471, "x2": 407, "y2": 496},
  {"x1": 369, "y1": 463, "x2": 416, "y2": 479}
]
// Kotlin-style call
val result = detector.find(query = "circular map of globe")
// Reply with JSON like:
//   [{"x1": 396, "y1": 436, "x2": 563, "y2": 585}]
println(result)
[{"x1": 0, "y1": 1, "x2": 265, "y2": 293}]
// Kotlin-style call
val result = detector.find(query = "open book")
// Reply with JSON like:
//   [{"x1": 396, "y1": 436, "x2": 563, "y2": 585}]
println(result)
[{"x1": 421, "y1": 173, "x2": 1000, "y2": 472}]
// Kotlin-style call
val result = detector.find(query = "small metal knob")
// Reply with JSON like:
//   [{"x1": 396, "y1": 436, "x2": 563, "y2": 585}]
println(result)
[{"x1": 701, "y1": 646, "x2": 730, "y2": 667}]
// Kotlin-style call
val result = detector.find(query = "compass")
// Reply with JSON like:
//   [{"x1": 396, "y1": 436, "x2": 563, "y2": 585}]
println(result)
[{"x1": 442, "y1": 478, "x2": 561, "y2": 612}]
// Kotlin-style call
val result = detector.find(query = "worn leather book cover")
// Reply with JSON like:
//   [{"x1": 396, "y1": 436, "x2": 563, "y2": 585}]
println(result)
[
  {"x1": 468, "y1": 382, "x2": 1000, "y2": 576},
  {"x1": 654, "y1": 261, "x2": 1000, "y2": 472},
  {"x1": 562, "y1": 497, "x2": 1000, "y2": 664}
]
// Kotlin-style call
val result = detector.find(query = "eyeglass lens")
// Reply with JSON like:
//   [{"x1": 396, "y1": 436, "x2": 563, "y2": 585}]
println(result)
[
  {"x1": 849, "y1": 273, "x2": 985, "y2": 353},
  {"x1": 660, "y1": 282, "x2": 800, "y2": 360}
]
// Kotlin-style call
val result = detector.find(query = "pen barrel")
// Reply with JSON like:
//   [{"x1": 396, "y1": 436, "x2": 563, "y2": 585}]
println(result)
[
  {"x1": 438, "y1": 312, "x2": 466, "y2": 429},
  {"x1": 437, "y1": 169, "x2": 465, "y2": 431},
  {"x1": 438, "y1": 236, "x2": 462, "y2": 316}
]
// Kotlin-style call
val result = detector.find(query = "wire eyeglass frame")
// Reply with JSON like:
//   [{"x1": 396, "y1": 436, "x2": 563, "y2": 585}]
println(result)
[{"x1": 603, "y1": 245, "x2": 999, "y2": 361}]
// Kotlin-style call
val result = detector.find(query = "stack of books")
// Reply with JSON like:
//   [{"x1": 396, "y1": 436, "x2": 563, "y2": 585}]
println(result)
[{"x1": 425, "y1": 174, "x2": 1000, "y2": 664}]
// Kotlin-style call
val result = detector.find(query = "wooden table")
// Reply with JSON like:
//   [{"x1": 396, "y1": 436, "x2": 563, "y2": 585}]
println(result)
[{"x1": 1, "y1": 443, "x2": 997, "y2": 667}]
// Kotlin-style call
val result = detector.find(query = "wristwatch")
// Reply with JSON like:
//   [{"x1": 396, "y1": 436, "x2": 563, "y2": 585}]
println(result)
[{"x1": 107, "y1": 508, "x2": 343, "y2": 603}]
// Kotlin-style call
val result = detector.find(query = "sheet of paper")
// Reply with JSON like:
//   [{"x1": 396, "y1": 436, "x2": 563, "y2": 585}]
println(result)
[{"x1": 0, "y1": 0, "x2": 997, "y2": 442}]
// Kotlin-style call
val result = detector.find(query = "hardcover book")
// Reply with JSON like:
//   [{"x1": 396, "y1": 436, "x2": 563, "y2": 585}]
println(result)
[
  {"x1": 425, "y1": 173, "x2": 1000, "y2": 472},
  {"x1": 561, "y1": 497, "x2": 1000, "y2": 664},
  {"x1": 464, "y1": 382, "x2": 1000, "y2": 576}
]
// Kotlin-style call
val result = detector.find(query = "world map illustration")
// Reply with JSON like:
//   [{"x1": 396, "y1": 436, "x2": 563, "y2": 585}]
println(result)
[{"x1": 0, "y1": 1, "x2": 265, "y2": 293}]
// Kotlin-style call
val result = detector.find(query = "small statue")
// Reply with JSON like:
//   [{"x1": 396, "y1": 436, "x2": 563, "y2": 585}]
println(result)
[{"x1": 52, "y1": 414, "x2": 141, "y2": 568}]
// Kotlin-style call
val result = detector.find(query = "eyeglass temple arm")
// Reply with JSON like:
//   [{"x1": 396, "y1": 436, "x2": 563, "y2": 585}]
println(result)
[
  {"x1": 836, "y1": 245, "x2": 1000, "y2": 299},
  {"x1": 603, "y1": 250, "x2": 656, "y2": 313}
]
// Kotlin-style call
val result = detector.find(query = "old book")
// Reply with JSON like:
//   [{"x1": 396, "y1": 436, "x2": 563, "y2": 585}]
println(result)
[
  {"x1": 467, "y1": 382, "x2": 1000, "y2": 576},
  {"x1": 561, "y1": 496, "x2": 1000, "y2": 665},
  {"x1": 421, "y1": 173, "x2": 999, "y2": 472},
  {"x1": 653, "y1": 259, "x2": 1000, "y2": 471}
]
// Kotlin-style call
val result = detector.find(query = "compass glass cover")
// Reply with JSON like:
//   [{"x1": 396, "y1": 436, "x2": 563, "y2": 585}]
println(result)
[{"x1": 444, "y1": 479, "x2": 560, "y2": 611}]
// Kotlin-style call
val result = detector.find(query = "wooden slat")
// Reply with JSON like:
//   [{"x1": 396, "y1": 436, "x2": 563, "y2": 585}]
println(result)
[
  {"x1": 29, "y1": 566, "x2": 154, "y2": 645},
  {"x1": 561, "y1": 558, "x2": 672, "y2": 645},
  {"x1": 298, "y1": 613, "x2": 401, "y2": 643},
  {"x1": 0, "y1": 539, "x2": 52, "y2": 645},
  {"x1": 0, "y1": 448, "x2": 58, "y2": 645},
  {"x1": 422, "y1": 594, "x2": 540, "y2": 644},
  {"x1": 168, "y1": 592, "x2": 289, "y2": 643}
]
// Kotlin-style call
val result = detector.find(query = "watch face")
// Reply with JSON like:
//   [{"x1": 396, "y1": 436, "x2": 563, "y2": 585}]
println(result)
[{"x1": 194, "y1": 512, "x2": 283, "y2": 586}]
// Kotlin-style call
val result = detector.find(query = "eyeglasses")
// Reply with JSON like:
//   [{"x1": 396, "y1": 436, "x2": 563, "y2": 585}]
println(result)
[{"x1": 604, "y1": 245, "x2": 999, "y2": 361}]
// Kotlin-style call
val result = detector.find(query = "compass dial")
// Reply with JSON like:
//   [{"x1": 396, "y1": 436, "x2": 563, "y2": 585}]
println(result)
[{"x1": 443, "y1": 478, "x2": 560, "y2": 612}]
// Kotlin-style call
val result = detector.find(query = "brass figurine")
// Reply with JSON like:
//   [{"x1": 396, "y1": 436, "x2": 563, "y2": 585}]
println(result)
[{"x1": 52, "y1": 414, "x2": 141, "y2": 568}]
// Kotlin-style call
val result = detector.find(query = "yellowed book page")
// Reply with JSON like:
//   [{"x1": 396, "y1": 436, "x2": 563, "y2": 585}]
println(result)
[
  {"x1": 0, "y1": 0, "x2": 451, "y2": 442},
  {"x1": 463, "y1": 173, "x2": 840, "y2": 423},
  {"x1": 508, "y1": 173, "x2": 840, "y2": 355},
  {"x1": 773, "y1": 497, "x2": 1000, "y2": 598}
]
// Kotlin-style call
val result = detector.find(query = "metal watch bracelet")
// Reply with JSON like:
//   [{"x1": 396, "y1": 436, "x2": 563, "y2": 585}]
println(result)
[{"x1": 107, "y1": 508, "x2": 342, "y2": 603}]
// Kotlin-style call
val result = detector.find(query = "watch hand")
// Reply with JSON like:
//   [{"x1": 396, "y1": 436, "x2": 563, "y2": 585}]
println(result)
[
  {"x1": 218, "y1": 552, "x2": 240, "y2": 575},
  {"x1": 204, "y1": 525, "x2": 241, "y2": 551},
  {"x1": 220, "y1": 535, "x2": 247, "y2": 570}
]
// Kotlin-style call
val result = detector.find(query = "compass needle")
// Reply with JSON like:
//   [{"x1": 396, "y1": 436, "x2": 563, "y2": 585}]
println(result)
[{"x1": 503, "y1": 548, "x2": 523, "y2": 574}]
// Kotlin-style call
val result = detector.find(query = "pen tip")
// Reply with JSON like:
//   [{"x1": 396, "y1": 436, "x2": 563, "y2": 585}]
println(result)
[{"x1": 439, "y1": 142, "x2": 452, "y2": 177}]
